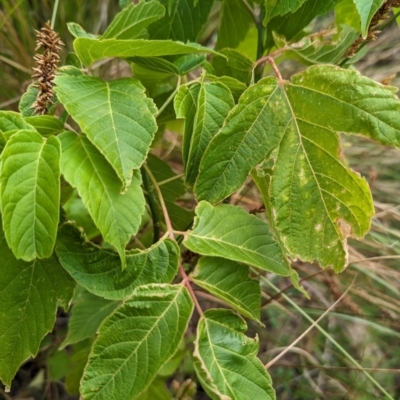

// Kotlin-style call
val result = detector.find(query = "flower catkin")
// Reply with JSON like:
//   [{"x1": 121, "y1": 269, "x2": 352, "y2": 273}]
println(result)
[{"x1": 31, "y1": 21, "x2": 64, "y2": 115}]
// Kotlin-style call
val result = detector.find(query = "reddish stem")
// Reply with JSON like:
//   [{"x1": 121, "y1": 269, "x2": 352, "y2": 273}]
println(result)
[
  {"x1": 144, "y1": 164, "x2": 204, "y2": 316},
  {"x1": 253, "y1": 55, "x2": 284, "y2": 85}
]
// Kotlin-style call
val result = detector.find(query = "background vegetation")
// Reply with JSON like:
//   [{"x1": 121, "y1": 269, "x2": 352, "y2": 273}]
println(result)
[{"x1": 1, "y1": 0, "x2": 400, "y2": 399}]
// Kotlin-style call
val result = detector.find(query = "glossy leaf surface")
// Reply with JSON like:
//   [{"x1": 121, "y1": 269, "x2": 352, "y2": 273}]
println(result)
[
  {"x1": 59, "y1": 132, "x2": 145, "y2": 266},
  {"x1": 0, "y1": 225, "x2": 74, "y2": 386},
  {"x1": 81, "y1": 284, "x2": 193, "y2": 400},
  {"x1": 194, "y1": 309, "x2": 275, "y2": 400},
  {"x1": 264, "y1": 0, "x2": 307, "y2": 25},
  {"x1": 56, "y1": 223, "x2": 180, "y2": 300},
  {"x1": 192, "y1": 257, "x2": 261, "y2": 321},
  {"x1": 55, "y1": 74, "x2": 157, "y2": 188},
  {"x1": 1, "y1": 130, "x2": 60, "y2": 260},
  {"x1": 185, "y1": 202, "x2": 290, "y2": 276}
]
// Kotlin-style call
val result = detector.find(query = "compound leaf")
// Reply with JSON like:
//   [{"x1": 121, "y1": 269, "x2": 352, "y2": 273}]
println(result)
[
  {"x1": 54, "y1": 74, "x2": 157, "y2": 188},
  {"x1": 56, "y1": 222, "x2": 180, "y2": 300},
  {"x1": 174, "y1": 82, "x2": 234, "y2": 185},
  {"x1": 80, "y1": 284, "x2": 194, "y2": 400},
  {"x1": 0, "y1": 224, "x2": 74, "y2": 386},
  {"x1": 74, "y1": 38, "x2": 218, "y2": 67},
  {"x1": 102, "y1": 0, "x2": 165, "y2": 40},
  {"x1": 59, "y1": 131, "x2": 145, "y2": 267},
  {"x1": 1, "y1": 130, "x2": 60, "y2": 260},
  {"x1": 147, "y1": 0, "x2": 214, "y2": 42},
  {"x1": 184, "y1": 202, "x2": 290, "y2": 276},
  {"x1": 194, "y1": 309, "x2": 275, "y2": 400},
  {"x1": 195, "y1": 65, "x2": 400, "y2": 271},
  {"x1": 192, "y1": 257, "x2": 261, "y2": 321}
]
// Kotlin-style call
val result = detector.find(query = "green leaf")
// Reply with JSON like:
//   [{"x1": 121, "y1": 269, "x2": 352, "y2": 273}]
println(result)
[
  {"x1": 80, "y1": 284, "x2": 194, "y2": 400},
  {"x1": 175, "y1": 82, "x2": 234, "y2": 186},
  {"x1": 205, "y1": 74, "x2": 247, "y2": 102},
  {"x1": 65, "y1": 339, "x2": 93, "y2": 394},
  {"x1": 173, "y1": 54, "x2": 207, "y2": 75},
  {"x1": 131, "y1": 56, "x2": 180, "y2": 75},
  {"x1": 24, "y1": 115, "x2": 65, "y2": 136},
  {"x1": 54, "y1": 74, "x2": 158, "y2": 188},
  {"x1": 58, "y1": 131, "x2": 146, "y2": 266},
  {"x1": 184, "y1": 202, "x2": 291, "y2": 276},
  {"x1": 192, "y1": 257, "x2": 261, "y2": 321},
  {"x1": 136, "y1": 378, "x2": 173, "y2": 400},
  {"x1": 335, "y1": 0, "x2": 362, "y2": 33},
  {"x1": 147, "y1": 0, "x2": 214, "y2": 42},
  {"x1": 67, "y1": 22, "x2": 97, "y2": 38},
  {"x1": 19, "y1": 82, "x2": 58, "y2": 117},
  {"x1": 102, "y1": 1, "x2": 165, "y2": 40},
  {"x1": 353, "y1": 0, "x2": 385, "y2": 38},
  {"x1": 146, "y1": 154, "x2": 194, "y2": 231},
  {"x1": 63, "y1": 192, "x2": 100, "y2": 239},
  {"x1": 48, "y1": 351, "x2": 71, "y2": 381},
  {"x1": 266, "y1": 0, "x2": 343, "y2": 46},
  {"x1": 0, "y1": 110, "x2": 33, "y2": 132},
  {"x1": 194, "y1": 309, "x2": 275, "y2": 400},
  {"x1": 56, "y1": 222, "x2": 180, "y2": 300},
  {"x1": 0, "y1": 224, "x2": 75, "y2": 386},
  {"x1": 216, "y1": 0, "x2": 254, "y2": 50},
  {"x1": 61, "y1": 287, "x2": 120, "y2": 348},
  {"x1": 273, "y1": 26, "x2": 359, "y2": 65},
  {"x1": 74, "y1": 38, "x2": 218, "y2": 67},
  {"x1": 1, "y1": 130, "x2": 61, "y2": 260},
  {"x1": 264, "y1": 0, "x2": 307, "y2": 25},
  {"x1": 198, "y1": 65, "x2": 398, "y2": 271},
  {"x1": 211, "y1": 48, "x2": 253, "y2": 84},
  {"x1": 195, "y1": 77, "x2": 285, "y2": 204}
]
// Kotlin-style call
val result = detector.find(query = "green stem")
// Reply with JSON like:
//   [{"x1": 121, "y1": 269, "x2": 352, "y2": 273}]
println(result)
[
  {"x1": 155, "y1": 76, "x2": 181, "y2": 118},
  {"x1": 257, "y1": 273, "x2": 395, "y2": 400},
  {"x1": 50, "y1": 0, "x2": 61, "y2": 29},
  {"x1": 140, "y1": 166, "x2": 161, "y2": 244}
]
